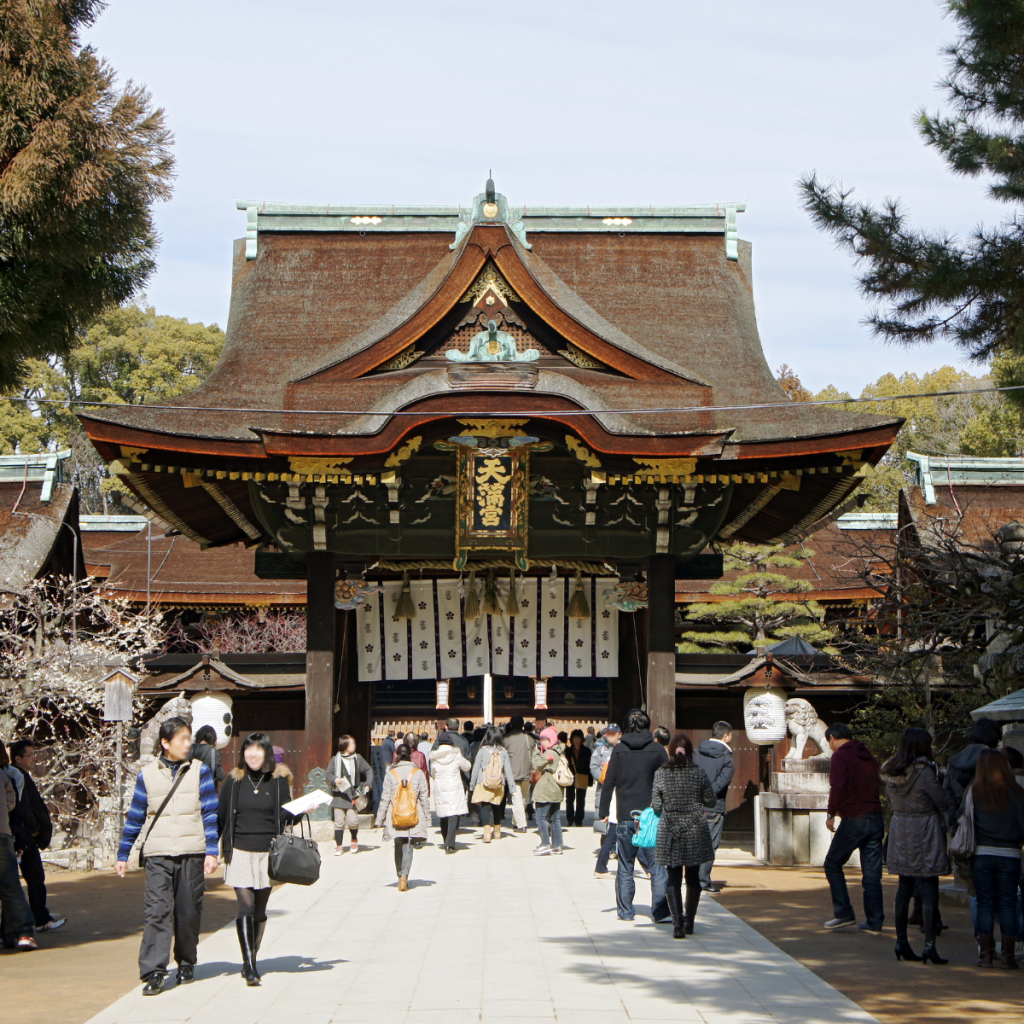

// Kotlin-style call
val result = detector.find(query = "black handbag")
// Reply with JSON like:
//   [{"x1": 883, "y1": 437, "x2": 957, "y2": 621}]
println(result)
[{"x1": 268, "y1": 811, "x2": 321, "y2": 886}]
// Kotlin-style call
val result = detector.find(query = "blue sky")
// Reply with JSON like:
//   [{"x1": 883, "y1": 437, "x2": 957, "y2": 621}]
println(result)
[{"x1": 84, "y1": 0, "x2": 1000, "y2": 393}]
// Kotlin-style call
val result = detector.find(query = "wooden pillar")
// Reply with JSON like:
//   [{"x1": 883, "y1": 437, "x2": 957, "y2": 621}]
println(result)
[
  {"x1": 337, "y1": 608, "x2": 371, "y2": 756},
  {"x1": 646, "y1": 554, "x2": 677, "y2": 731},
  {"x1": 305, "y1": 552, "x2": 337, "y2": 782}
]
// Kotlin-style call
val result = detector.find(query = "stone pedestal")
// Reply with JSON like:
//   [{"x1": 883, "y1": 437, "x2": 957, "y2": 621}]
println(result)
[{"x1": 756, "y1": 757, "x2": 859, "y2": 868}]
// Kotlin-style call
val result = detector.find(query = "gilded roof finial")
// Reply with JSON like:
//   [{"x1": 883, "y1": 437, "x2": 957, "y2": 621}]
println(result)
[{"x1": 485, "y1": 172, "x2": 495, "y2": 203}]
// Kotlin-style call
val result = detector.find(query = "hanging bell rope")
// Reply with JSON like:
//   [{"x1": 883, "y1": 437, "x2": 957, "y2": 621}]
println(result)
[
  {"x1": 506, "y1": 569, "x2": 520, "y2": 615},
  {"x1": 464, "y1": 568, "x2": 480, "y2": 621},
  {"x1": 482, "y1": 569, "x2": 502, "y2": 616},
  {"x1": 567, "y1": 569, "x2": 591, "y2": 619},
  {"x1": 395, "y1": 571, "x2": 417, "y2": 620}
]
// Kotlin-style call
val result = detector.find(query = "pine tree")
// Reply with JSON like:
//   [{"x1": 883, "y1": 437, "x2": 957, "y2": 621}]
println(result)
[
  {"x1": 679, "y1": 542, "x2": 834, "y2": 654},
  {"x1": 0, "y1": 1, "x2": 174, "y2": 390},
  {"x1": 799, "y1": 1, "x2": 1024, "y2": 371}
]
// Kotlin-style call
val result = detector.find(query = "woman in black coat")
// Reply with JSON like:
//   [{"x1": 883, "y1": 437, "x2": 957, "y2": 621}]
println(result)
[
  {"x1": 564, "y1": 730, "x2": 592, "y2": 827},
  {"x1": 218, "y1": 732, "x2": 296, "y2": 987},
  {"x1": 651, "y1": 732, "x2": 716, "y2": 939}
]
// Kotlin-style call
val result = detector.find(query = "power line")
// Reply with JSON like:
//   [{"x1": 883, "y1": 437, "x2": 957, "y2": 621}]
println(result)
[{"x1": 1, "y1": 383, "x2": 1023, "y2": 418}]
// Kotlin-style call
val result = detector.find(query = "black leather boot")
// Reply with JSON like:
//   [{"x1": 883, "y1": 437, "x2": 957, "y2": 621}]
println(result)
[
  {"x1": 920, "y1": 901, "x2": 946, "y2": 963},
  {"x1": 684, "y1": 885, "x2": 701, "y2": 935},
  {"x1": 893, "y1": 886, "x2": 920, "y2": 961},
  {"x1": 666, "y1": 886, "x2": 685, "y2": 939},
  {"x1": 254, "y1": 918, "x2": 267, "y2": 955},
  {"x1": 236, "y1": 916, "x2": 261, "y2": 986}
]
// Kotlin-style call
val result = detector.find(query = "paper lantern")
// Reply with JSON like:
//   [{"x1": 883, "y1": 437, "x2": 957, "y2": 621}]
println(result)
[
  {"x1": 189, "y1": 691, "x2": 234, "y2": 749},
  {"x1": 742, "y1": 686, "x2": 788, "y2": 745},
  {"x1": 533, "y1": 677, "x2": 549, "y2": 710},
  {"x1": 435, "y1": 679, "x2": 450, "y2": 710}
]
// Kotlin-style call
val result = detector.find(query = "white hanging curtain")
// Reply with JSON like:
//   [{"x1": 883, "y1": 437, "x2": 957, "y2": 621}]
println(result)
[{"x1": 356, "y1": 577, "x2": 619, "y2": 682}]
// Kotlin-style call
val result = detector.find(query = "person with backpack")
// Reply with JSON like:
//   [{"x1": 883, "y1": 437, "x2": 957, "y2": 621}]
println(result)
[
  {"x1": 531, "y1": 727, "x2": 570, "y2": 855},
  {"x1": 598, "y1": 709, "x2": 669, "y2": 922},
  {"x1": 469, "y1": 724, "x2": 516, "y2": 843},
  {"x1": 375, "y1": 744, "x2": 430, "y2": 891},
  {"x1": 0, "y1": 739, "x2": 36, "y2": 951},
  {"x1": 591, "y1": 724, "x2": 622, "y2": 877},
  {"x1": 192, "y1": 726, "x2": 224, "y2": 789}
]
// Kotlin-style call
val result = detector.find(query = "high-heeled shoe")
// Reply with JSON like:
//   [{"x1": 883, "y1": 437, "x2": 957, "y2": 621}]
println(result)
[
  {"x1": 921, "y1": 943, "x2": 948, "y2": 965},
  {"x1": 894, "y1": 939, "x2": 921, "y2": 962}
]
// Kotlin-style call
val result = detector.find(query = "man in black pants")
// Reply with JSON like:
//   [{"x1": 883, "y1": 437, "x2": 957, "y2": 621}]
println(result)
[
  {"x1": 693, "y1": 722, "x2": 735, "y2": 894},
  {"x1": 10, "y1": 741, "x2": 65, "y2": 933}
]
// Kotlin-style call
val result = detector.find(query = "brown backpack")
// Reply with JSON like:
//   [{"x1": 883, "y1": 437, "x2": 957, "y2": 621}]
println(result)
[{"x1": 391, "y1": 767, "x2": 419, "y2": 829}]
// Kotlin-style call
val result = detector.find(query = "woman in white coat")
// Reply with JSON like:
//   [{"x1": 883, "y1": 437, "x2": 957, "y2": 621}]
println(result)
[
  {"x1": 375, "y1": 744, "x2": 430, "y2": 890},
  {"x1": 430, "y1": 732, "x2": 470, "y2": 854}
]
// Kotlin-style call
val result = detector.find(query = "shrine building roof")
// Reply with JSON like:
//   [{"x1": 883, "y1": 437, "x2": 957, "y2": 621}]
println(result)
[{"x1": 78, "y1": 182, "x2": 902, "y2": 551}]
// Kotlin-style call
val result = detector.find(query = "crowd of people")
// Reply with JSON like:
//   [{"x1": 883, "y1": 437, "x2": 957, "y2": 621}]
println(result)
[
  {"x1": 820, "y1": 717, "x2": 1024, "y2": 969},
  {"x1": 3, "y1": 707, "x2": 1024, "y2": 992}
]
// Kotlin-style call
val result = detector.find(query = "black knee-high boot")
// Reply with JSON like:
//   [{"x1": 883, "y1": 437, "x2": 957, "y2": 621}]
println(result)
[
  {"x1": 684, "y1": 884, "x2": 701, "y2": 935},
  {"x1": 666, "y1": 885, "x2": 685, "y2": 939},
  {"x1": 236, "y1": 917, "x2": 260, "y2": 986},
  {"x1": 894, "y1": 886, "x2": 920, "y2": 961}
]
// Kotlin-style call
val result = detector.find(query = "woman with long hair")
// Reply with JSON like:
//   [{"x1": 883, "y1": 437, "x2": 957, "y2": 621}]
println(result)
[
  {"x1": 217, "y1": 732, "x2": 296, "y2": 986},
  {"x1": 651, "y1": 733, "x2": 716, "y2": 939},
  {"x1": 375, "y1": 744, "x2": 430, "y2": 890},
  {"x1": 971, "y1": 747, "x2": 1024, "y2": 968},
  {"x1": 880, "y1": 727, "x2": 950, "y2": 964},
  {"x1": 469, "y1": 724, "x2": 515, "y2": 843},
  {"x1": 564, "y1": 729, "x2": 592, "y2": 827}
]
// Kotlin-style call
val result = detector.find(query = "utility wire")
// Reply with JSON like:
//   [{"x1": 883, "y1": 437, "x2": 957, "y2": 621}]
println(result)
[{"x1": 1, "y1": 383, "x2": 1023, "y2": 418}]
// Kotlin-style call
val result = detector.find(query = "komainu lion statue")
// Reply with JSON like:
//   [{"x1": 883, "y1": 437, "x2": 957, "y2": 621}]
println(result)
[
  {"x1": 784, "y1": 697, "x2": 832, "y2": 760},
  {"x1": 138, "y1": 694, "x2": 193, "y2": 758}
]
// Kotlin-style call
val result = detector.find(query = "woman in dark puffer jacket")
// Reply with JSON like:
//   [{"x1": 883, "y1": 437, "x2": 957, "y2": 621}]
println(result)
[{"x1": 880, "y1": 728, "x2": 950, "y2": 964}]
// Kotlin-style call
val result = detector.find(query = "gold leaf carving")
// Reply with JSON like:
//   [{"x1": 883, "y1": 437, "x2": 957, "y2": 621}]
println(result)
[
  {"x1": 381, "y1": 349, "x2": 424, "y2": 372},
  {"x1": 632, "y1": 457, "x2": 697, "y2": 475},
  {"x1": 461, "y1": 264, "x2": 520, "y2": 306},
  {"x1": 457, "y1": 418, "x2": 529, "y2": 438},
  {"x1": 120, "y1": 446, "x2": 148, "y2": 461},
  {"x1": 565, "y1": 436, "x2": 602, "y2": 468},
  {"x1": 384, "y1": 435, "x2": 422, "y2": 467},
  {"x1": 288, "y1": 456, "x2": 353, "y2": 476},
  {"x1": 558, "y1": 344, "x2": 606, "y2": 370}
]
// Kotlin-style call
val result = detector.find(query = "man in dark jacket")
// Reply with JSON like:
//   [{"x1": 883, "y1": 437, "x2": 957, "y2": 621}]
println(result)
[
  {"x1": 599, "y1": 709, "x2": 668, "y2": 922},
  {"x1": 943, "y1": 717, "x2": 1001, "y2": 827},
  {"x1": 693, "y1": 721, "x2": 735, "y2": 894},
  {"x1": 10, "y1": 741, "x2": 65, "y2": 932},
  {"x1": 822, "y1": 724, "x2": 884, "y2": 932}
]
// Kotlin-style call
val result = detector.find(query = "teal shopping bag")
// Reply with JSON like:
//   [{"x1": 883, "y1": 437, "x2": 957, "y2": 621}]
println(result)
[{"x1": 631, "y1": 806, "x2": 660, "y2": 848}]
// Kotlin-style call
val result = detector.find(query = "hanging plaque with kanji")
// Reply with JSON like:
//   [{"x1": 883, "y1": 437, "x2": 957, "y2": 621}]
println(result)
[{"x1": 454, "y1": 446, "x2": 529, "y2": 570}]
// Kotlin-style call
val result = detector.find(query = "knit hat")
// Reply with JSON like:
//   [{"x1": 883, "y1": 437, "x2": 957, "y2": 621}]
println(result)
[{"x1": 539, "y1": 727, "x2": 559, "y2": 750}]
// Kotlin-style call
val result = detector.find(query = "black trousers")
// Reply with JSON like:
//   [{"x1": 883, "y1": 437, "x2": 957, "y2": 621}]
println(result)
[
  {"x1": 19, "y1": 843, "x2": 52, "y2": 926},
  {"x1": 564, "y1": 787, "x2": 587, "y2": 826},
  {"x1": 440, "y1": 815, "x2": 460, "y2": 849},
  {"x1": 138, "y1": 855, "x2": 205, "y2": 979}
]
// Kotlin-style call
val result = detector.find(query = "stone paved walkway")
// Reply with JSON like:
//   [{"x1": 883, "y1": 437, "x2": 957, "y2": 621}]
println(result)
[{"x1": 85, "y1": 824, "x2": 879, "y2": 1024}]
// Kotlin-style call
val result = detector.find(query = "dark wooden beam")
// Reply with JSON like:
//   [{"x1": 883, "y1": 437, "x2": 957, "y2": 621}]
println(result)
[
  {"x1": 305, "y1": 552, "x2": 337, "y2": 784},
  {"x1": 646, "y1": 554, "x2": 677, "y2": 731}
]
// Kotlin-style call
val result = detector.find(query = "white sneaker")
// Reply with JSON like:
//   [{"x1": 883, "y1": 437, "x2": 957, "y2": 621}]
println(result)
[
  {"x1": 533, "y1": 845, "x2": 553, "y2": 856},
  {"x1": 39, "y1": 917, "x2": 66, "y2": 932},
  {"x1": 350, "y1": 842, "x2": 358, "y2": 854},
  {"x1": 334, "y1": 846, "x2": 344, "y2": 857},
  {"x1": 823, "y1": 916, "x2": 857, "y2": 930}
]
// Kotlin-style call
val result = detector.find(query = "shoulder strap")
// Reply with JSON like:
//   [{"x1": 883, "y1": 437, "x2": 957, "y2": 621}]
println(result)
[{"x1": 141, "y1": 761, "x2": 192, "y2": 853}]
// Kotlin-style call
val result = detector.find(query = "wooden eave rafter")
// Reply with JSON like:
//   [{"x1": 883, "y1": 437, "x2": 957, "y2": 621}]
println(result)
[{"x1": 295, "y1": 225, "x2": 696, "y2": 385}]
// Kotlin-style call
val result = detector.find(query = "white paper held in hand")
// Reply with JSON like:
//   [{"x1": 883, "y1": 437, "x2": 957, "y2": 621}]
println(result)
[{"x1": 282, "y1": 790, "x2": 333, "y2": 816}]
